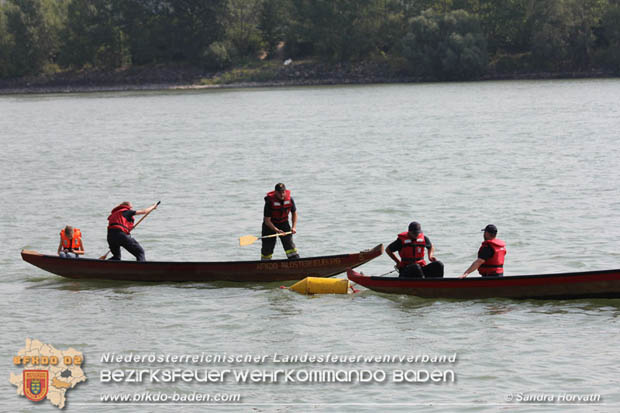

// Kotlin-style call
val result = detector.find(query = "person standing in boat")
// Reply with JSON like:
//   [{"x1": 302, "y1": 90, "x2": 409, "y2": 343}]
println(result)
[
  {"x1": 386, "y1": 221, "x2": 444, "y2": 278},
  {"x1": 459, "y1": 224, "x2": 506, "y2": 278},
  {"x1": 107, "y1": 201, "x2": 158, "y2": 261},
  {"x1": 57, "y1": 225, "x2": 84, "y2": 258},
  {"x1": 261, "y1": 183, "x2": 300, "y2": 260}
]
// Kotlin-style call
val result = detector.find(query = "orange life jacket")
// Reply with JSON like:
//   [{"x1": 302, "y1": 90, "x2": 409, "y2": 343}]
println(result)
[
  {"x1": 265, "y1": 190, "x2": 293, "y2": 224},
  {"x1": 60, "y1": 228, "x2": 82, "y2": 250},
  {"x1": 107, "y1": 204, "x2": 134, "y2": 234},
  {"x1": 397, "y1": 231, "x2": 426, "y2": 267},
  {"x1": 478, "y1": 238, "x2": 506, "y2": 276}
]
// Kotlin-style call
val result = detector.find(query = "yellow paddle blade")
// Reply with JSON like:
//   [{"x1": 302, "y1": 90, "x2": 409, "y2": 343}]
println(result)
[{"x1": 239, "y1": 235, "x2": 259, "y2": 246}]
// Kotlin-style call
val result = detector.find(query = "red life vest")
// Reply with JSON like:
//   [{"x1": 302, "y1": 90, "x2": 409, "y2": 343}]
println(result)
[
  {"x1": 60, "y1": 228, "x2": 82, "y2": 250},
  {"x1": 478, "y1": 238, "x2": 506, "y2": 276},
  {"x1": 265, "y1": 190, "x2": 293, "y2": 224},
  {"x1": 397, "y1": 231, "x2": 426, "y2": 267},
  {"x1": 107, "y1": 204, "x2": 134, "y2": 234}
]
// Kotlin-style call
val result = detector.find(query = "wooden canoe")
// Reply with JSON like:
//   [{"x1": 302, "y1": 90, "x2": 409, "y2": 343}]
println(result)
[
  {"x1": 20, "y1": 244, "x2": 383, "y2": 282},
  {"x1": 347, "y1": 267, "x2": 620, "y2": 299}
]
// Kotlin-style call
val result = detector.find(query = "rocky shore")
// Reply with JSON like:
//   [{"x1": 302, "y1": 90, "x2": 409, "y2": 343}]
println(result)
[{"x1": 0, "y1": 60, "x2": 615, "y2": 95}]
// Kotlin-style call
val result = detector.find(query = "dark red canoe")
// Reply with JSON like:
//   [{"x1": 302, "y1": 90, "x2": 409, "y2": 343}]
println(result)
[
  {"x1": 347, "y1": 267, "x2": 620, "y2": 299},
  {"x1": 21, "y1": 244, "x2": 383, "y2": 282}
]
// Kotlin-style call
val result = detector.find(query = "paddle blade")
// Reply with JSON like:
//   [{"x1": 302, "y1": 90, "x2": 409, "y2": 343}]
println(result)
[{"x1": 239, "y1": 235, "x2": 259, "y2": 246}]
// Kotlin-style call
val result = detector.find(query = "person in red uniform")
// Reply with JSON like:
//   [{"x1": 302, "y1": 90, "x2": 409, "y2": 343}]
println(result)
[
  {"x1": 459, "y1": 224, "x2": 506, "y2": 278},
  {"x1": 261, "y1": 183, "x2": 299, "y2": 260},
  {"x1": 386, "y1": 221, "x2": 444, "y2": 278},
  {"x1": 57, "y1": 225, "x2": 84, "y2": 258},
  {"x1": 107, "y1": 201, "x2": 158, "y2": 261}
]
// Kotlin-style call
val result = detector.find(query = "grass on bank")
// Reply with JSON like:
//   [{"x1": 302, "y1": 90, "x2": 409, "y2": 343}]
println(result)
[{"x1": 200, "y1": 60, "x2": 283, "y2": 85}]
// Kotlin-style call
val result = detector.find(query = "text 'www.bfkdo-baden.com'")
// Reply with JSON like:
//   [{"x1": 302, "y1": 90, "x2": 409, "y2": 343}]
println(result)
[{"x1": 100, "y1": 391, "x2": 241, "y2": 404}]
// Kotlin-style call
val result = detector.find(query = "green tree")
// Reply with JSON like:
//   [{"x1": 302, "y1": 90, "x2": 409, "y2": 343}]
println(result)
[
  {"x1": 530, "y1": 0, "x2": 571, "y2": 70},
  {"x1": 115, "y1": 0, "x2": 226, "y2": 65},
  {"x1": 259, "y1": 0, "x2": 291, "y2": 57},
  {"x1": 285, "y1": 0, "x2": 388, "y2": 61},
  {"x1": 598, "y1": 4, "x2": 620, "y2": 72},
  {"x1": 400, "y1": 9, "x2": 488, "y2": 80},
  {"x1": 478, "y1": 0, "x2": 535, "y2": 55},
  {"x1": 59, "y1": 0, "x2": 127, "y2": 69},
  {"x1": 225, "y1": 0, "x2": 264, "y2": 59},
  {"x1": 529, "y1": 0, "x2": 607, "y2": 71},
  {"x1": 565, "y1": 0, "x2": 608, "y2": 70},
  {"x1": 114, "y1": 0, "x2": 166, "y2": 65},
  {"x1": 3, "y1": 0, "x2": 68, "y2": 76},
  {"x1": 0, "y1": 5, "x2": 16, "y2": 77},
  {"x1": 168, "y1": 0, "x2": 227, "y2": 62}
]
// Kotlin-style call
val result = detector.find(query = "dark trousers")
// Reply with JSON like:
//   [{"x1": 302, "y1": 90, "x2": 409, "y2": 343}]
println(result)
[
  {"x1": 107, "y1": 229, "x2": 145, "y2": 261},
  {"x1": 399, "y1": 261, "x2": 444, "y2": 278},
  {"x1": 261, "y1": 221, "x2": 299, "y2": 260}
]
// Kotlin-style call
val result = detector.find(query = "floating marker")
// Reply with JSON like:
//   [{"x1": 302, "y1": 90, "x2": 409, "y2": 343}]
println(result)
[{"x1": 288, "y1": 277, "x2": 350, "y2": 295}]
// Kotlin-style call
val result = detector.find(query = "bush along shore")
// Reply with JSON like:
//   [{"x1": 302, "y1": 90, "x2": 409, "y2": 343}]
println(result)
[
  {"x1": 0, "y1": 60, "x2": 616, "y2": 95},
  {"x1": 3, "y1": 2, "x2": 620, "y2": 94}
]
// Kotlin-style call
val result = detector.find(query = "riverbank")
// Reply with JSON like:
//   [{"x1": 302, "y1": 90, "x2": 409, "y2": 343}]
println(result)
[{"x1": 0, "y1": 60, "x2": 615, "y2": 95}]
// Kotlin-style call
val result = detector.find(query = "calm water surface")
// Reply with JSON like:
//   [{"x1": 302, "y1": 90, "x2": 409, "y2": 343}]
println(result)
[{"x1": 1, "y1": 80, "x2": 620, "y2": 412}]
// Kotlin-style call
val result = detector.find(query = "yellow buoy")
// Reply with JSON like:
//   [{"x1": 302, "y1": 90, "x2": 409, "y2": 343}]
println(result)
[{"x1": 288, "y1": 277, "x2": 349, "y2": 295}]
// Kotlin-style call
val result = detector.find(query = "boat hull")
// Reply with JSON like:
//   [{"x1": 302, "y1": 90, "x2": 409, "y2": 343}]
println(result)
[
  {"x1": 20, "y1": 245, "x2": 382, "y2": 282},
  {"x1": 347, "y1": 268, "x2": 620, "y2": 299}
]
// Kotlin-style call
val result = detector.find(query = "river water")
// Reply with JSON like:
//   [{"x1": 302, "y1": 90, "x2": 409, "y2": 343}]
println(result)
[{"x1": 1, "y1": 80, "x2": 620, "y2": 412}]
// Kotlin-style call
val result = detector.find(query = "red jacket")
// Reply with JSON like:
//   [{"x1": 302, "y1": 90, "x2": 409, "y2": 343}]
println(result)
[
  {"x1": 397, "y1": 231, "x2": 426, "y2": 267},
  {"x1": 478, "y1": 238, "x2": 506, "y2": 276},
  {"x1": 107, "y1": 205, "x2": 134, "y2": 234},
  {"x1": 265, "y1": 190, "x2": 293, "y2": 224}
]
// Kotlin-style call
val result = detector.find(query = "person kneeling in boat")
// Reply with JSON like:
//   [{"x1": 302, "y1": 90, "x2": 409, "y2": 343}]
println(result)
[
  {"x1": 261, "y1": 183, "x2": 300, "y2": 260},
  {"x1": 57, "y1": 225, "x2": 84, "y2": 258},
  {"x1": 459, "y1": 224, "x2": 506, "y2": 278},
  {"x1": 107, "y1": 201, "x2": 157, "y2": 261},
  {"x1": 386, "y1": 221, "x2": 444, "y2": 278}
]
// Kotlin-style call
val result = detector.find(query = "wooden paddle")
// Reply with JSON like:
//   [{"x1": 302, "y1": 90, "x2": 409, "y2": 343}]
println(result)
[
  {"x1": 239, "y1": 231, "x2": 293, "y2": 246},
  {"x1": 99, "y1": 201, "x2": 161, "y2": 260},
  {"x1": 377, "y1": 269, "x2": 398, "y2": 277}
]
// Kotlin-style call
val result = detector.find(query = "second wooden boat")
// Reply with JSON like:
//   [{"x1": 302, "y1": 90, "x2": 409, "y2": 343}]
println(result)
[{"x1": 347, "y1": 267, "x2": 620, "y2": 299}]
